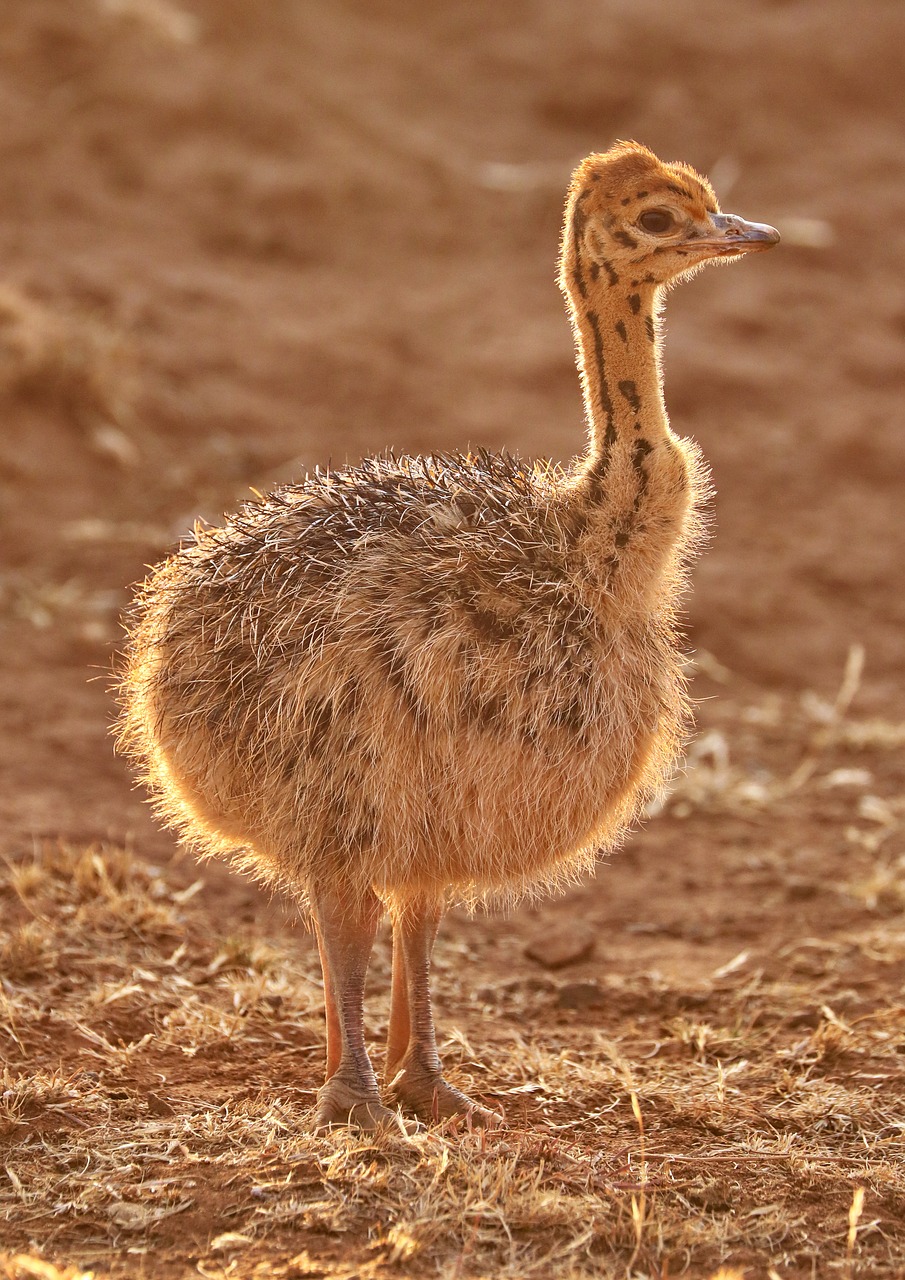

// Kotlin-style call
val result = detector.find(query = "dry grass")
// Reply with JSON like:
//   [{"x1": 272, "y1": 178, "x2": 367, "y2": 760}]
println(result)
[
  {"x1": 2, "y1": 663, "x2": 905, "y2": 1278},
  {"x1": 0, "y1": 282, "x2": 136, "y2": 461}
]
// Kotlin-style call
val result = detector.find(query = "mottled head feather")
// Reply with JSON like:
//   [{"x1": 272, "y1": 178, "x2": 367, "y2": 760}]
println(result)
[{"x1": 568, "y1": 141, "x2": 719, "y2": 219}]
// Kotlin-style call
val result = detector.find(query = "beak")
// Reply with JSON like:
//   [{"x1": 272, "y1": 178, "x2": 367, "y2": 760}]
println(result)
[{"x1": 689, "y1": 213, "x2": 781, "y2": 257}]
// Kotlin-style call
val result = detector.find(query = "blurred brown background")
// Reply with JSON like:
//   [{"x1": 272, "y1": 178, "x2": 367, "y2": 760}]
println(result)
[{"x1": 1, "y1": 0, "x2": 903, "y2": 855}]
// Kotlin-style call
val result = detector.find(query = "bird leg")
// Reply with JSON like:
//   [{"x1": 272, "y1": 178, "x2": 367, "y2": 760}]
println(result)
[
  {"x1": 385, "y1": 896, "x2": 498, "y2": 1126},
  {"x1": 311, "y1": 884, "x2": 406, "y2": 1133},
  {"x1": 313, "y1": 920, "x2": 343, "y2": 1081}
]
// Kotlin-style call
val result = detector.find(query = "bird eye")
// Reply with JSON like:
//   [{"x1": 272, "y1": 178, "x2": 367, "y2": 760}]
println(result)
[{"x1": 637, "y1": 208, "x2": 676, "y2": 235}]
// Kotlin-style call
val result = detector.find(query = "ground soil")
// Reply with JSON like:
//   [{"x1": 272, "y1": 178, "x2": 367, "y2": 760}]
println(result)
[{"x1": 1, "y1": 2, "x2": 905, "y2": 1278}]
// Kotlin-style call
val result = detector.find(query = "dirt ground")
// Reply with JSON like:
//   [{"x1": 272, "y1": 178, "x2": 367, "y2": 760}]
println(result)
[{"x1": 2, "y1": 1, "x2": 905, "y2": 1277}]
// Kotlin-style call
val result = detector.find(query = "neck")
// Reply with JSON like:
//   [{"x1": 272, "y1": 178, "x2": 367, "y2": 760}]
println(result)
[
  {"x1": 558, "y1": 206, "x2": 700, "y2": 598},
  {"x1": 574, "y1": 277, "x2": 665, "y2": 476}
]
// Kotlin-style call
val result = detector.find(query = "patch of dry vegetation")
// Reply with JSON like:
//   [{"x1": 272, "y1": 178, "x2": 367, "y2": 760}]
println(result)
[
  {"x1": 2, "y1": 669, "x2": 905, "y2": 1278},
  {"x1": 0, "y1": 284, "x2": 135, "y2": 453}
]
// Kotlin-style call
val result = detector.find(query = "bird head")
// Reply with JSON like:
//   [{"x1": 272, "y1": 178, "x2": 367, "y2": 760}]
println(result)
[{"x1": 562, "y1": 141, "x2": 779, "y2": 291}]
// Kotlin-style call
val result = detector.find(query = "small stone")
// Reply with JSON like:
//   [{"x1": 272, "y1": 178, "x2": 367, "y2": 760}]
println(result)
[
  {"x1": 524, "y1": 924, "x2": 595, "y2": 970},
  {"x1": 785, "y1": 876, "x2": 819, "y2": 901},
  {"x1": 556, "y1": 981, "x2": 605, "y2": 1010},
  {"x1": 146, "y1": 1091, "x2": 175, "y2": 1116}
]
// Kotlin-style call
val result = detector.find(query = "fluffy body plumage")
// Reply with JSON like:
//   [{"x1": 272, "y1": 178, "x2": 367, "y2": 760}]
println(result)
[
  {"x1": 120, "y1": 446, "x2": 700, "y2": 908},
  {"x1": 116, "y1": 143, "x2": 777, "y2": 1130}
]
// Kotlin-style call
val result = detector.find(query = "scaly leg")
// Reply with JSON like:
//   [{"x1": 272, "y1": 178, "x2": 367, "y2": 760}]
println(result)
[
  {"x1": 384, "y1": 921, "x2": 411, "y2": 1076},
  {"x1": 385, "y1": 896, "x2": 499, "y2": 1126},
  {"x1": 313, "y1": 921, "x2": 342, "y2": 1080},
  {"x1": 311, "y1": 884, "x2": 405, "y2": 1133}
]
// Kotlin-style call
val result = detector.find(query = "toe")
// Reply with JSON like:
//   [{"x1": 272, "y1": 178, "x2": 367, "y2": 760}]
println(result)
[
  {"x1": 315, "y1": 1097, "x2": 414, "y2": 1135},
  {"x1": 432, "y1": 1086, "x2": 501, "y2": 1129},
  {"x1": 315, "y1": 1080, "x2": 415, "y2": 1135},
  {"x1": 387, "y1": 1074, "x2": 502, "y2": 1128}
]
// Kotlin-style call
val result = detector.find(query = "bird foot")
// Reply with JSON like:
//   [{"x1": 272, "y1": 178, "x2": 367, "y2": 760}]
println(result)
[
  {"x1": 386, "y1": 1068, "x2": 500, "y2": 1128},
  {"x1": 314, "y1": 1078, "x2": 415, "y2": 1135}
]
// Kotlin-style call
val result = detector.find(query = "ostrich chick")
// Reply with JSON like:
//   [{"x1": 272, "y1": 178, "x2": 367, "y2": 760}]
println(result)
[{"x1": 117, "y1": 143, "x2": 778, "y2": 1132}]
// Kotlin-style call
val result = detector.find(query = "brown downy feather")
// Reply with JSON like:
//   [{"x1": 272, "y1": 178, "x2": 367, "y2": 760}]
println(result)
[{"x1": 115, "y1": 143, "x2": 740, "y2": 914}]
